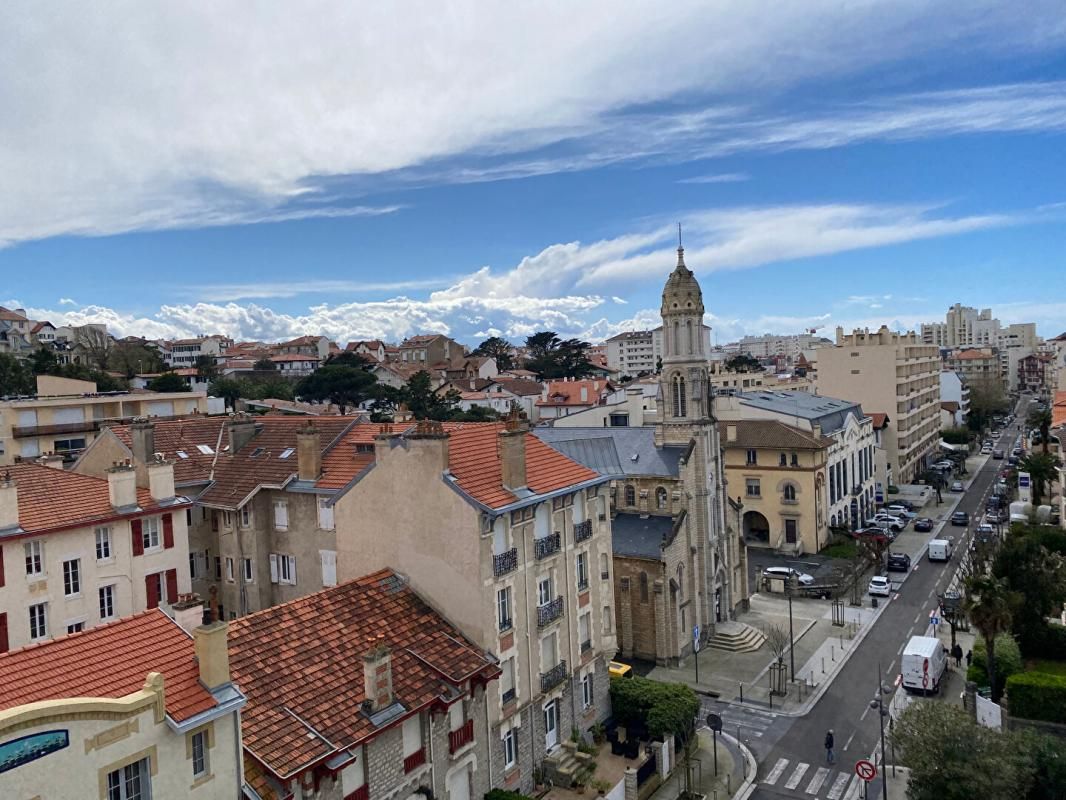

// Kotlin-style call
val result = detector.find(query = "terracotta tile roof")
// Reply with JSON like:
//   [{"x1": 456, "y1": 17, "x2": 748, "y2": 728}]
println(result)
[
  {"x1": 1053, "y1": 391, "x2": 1066, "y2": 429},
  {"x1": 718, "y1": 420, "x2": 832, "y2": 451},
  {"x1": 0, "y1": 610, "x2": 216, "y2": 722},
  {"x1": 270, "y1": 354, "x2": 320, "y2": 362},
  {"x1": 228, "y1": 569, "x2": 498, "y2": 780},
  {"x1": 952, "y1": 349, "x2": 995, "y2": 361},
  {"x1": 30, "y1": 321, "x2": 54, "y2": 333},
  {"x1": 244, "y1": 754, "x2": 291, "y2": 800},
  {"x1": 315, "y1": 422, "x2": 388, "y2": 489},
  {"x1": 401, "y1": 334, "x2": 445, "y2": 346},
  {"x1": 108, "y1": 418, "x2": 228, "y2": 485},
  {"x1": 535, "y1": 379, "x2": 613, "y2": 407},
  {"x1": 5, "y1": 463, "x2": 182, "y2": 536},
  {"x1": 495, "y1": 378, "x2": 545, "y2": 396},
  {"x1": 346, "y1": 339, "x2": 385, "y2": 351},
  {"x1": 277, "y1": 335, "x2": 324, "y2": 348}
]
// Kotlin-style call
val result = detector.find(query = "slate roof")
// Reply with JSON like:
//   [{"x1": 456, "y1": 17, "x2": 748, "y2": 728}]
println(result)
[
  {"x1": 0, "y1": 610, "x2": 216, "y2": 722},
  {"x1": 611, "y1": 513, "x2": 675, "y2": 559},
  {"x1": 228, "y1": 569, "x2": 498, "y2": 780},
  {"x1": 719, "y1": 420, "x2": 832, "y2": 450},
  {"x1": 533, "y1": 427, "x2": 683, "y2": 478},
  {"x1": 735, "y1": 391, "x2": 864, "y2": 436},
  {"x1": 495, "y1": 378, "x2": 545, "y2": 397}
]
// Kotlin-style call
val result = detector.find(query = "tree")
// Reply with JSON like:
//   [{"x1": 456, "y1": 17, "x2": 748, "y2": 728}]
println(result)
[
  {"x1": 992, "y1": 525, "x2": 1066, "y2": 656},
  {"x1": 71, "y1": 326, "x2": 113, "y2": 371},
  {"x1": 147, "y1": 372, "x2": 191, "y2": 393},
  {"x1": 209, "y1": 377, "x2": 244, "y2": 411},
  {"x1": 402, "y1": 370, "x2": 460, "y2": 420},
  {"x1": 964, "y1": 574, "x2": 1019, "y2": 702},
  {"x1": 107, "y1": 341, "x2": 165, "y2": 378},
  {"x1": 253, "y1": 357, "x2": 276, "y2": 371},
  {"x1": 449, "y1": 404, "x2": 501, "y2": 422},
  {"x1": 524, "y1": 331, "x2": 593, "y2": 380},
  {"x1": 1018, "y1": 452, "x2": 1057, "y2": 505},
  {"x1": 725, "y1": 354, "x2": 763, "y2": 373},
  {"x1": 967, "y1": 377, "x2": 1009, "y2": 432},
  {"x1": 295, "y1": 362, "x2": 377, "y2": 415},
  {"x1": 29, "y1": 347, "x2": 60, "y2": 376},
  {"x1": 0, "y1": 353, "x2": 33, "y2": 395},
  {"x1": 471, "y1": 336, "x2": 515, "y2": 371},
  {"x1": 1026, "y1": 407, "x2": 1054, "y2": 455},
  {"x1": 193, "y1": 354, "x2": 219, "y2": 380},
  {"x1": 941, "y1": 426, "x2": 972, "y2": 445}
]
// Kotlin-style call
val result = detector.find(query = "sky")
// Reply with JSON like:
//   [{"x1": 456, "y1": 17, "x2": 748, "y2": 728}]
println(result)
[{"x1": 2, "y1": 1, "x2": 1066, "y2": 347}]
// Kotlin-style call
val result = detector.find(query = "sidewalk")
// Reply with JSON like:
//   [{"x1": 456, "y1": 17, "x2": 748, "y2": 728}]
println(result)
[{"x1": 650, "y1": 728, "x2": 747, "y2": 800}]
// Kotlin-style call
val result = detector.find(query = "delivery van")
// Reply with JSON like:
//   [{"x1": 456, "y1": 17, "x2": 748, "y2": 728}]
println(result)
[
  {"x1": 901, "y1": 635, "x2": 948, "y2": 693},
  {"x1": 927, "y1": 539, "x2": 952, "y2": 562}
]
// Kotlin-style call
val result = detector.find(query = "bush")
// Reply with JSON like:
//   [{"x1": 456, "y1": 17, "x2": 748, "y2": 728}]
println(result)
[
  {"x1": 1005, "y1": 671, "x2": 1066, "y2": 724},
  {"x1": 609, "y1": 675, "x2": 699, "y2": 741},
  {"x1": 887, "y1": 485, "x2": 899, "y2": 494},
  {"x1": 1031, "y1": 624, "x2": 1066, "y2": 661},
  {"x1": 486, "y1": 791, "x2": 534, "y2": 800},
  {"x1": 970, "y1": 634, "x2": 1023, "y2": 696}
]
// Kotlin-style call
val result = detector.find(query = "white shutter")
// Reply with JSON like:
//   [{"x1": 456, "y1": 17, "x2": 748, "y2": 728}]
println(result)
[
  {"x1": 269, "y1": 554, "x2": 279, "y2": 584},
  {"x1": 317, "y1": 498, "x2": 334, "y2": 531},
  {"x1": 288, "y1": 556, "x2": 297, "y2": 585},
  {"x1": 16, "y1": 410, "x2": 37, "y2": 427},
  {"x1": 274, "y1": 501, "x2": 289, "y2": 531},
  {"x1": 320, "y1": 550, "x2": 337, "y2": 587}
]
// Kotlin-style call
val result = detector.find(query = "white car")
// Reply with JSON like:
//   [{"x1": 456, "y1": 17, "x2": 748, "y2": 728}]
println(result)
[
  {"x1": 868, "y1": 576, "x2": 892, "y2": 597},
  {"x1": 762, "y1": 566, "x2": 815, "y2": 586},
  {"x1": 885, "y1": 505, "x2": 917, "y2": 520}
]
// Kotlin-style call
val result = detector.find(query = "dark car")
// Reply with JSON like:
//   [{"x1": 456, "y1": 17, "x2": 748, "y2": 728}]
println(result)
[
  {"x1": 913, "y1": 517, "x2": 935, "y2": 532},
  {"x1": 886, "y1": 552, "x2": 912, "y2": 572},
  {"x1": 950, "y1": 511, "x2": 969, "y2": 526},
  {"x1": 992, "y1": 450, "x2": 1005, "y2": 459}
]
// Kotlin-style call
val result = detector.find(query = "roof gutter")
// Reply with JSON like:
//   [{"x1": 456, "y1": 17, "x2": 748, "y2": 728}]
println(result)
[{"x1": 442, "y1": 472, "x2": 610, "y2": 518}]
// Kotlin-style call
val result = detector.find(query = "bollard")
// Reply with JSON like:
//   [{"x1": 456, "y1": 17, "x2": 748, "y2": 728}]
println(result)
[
  {"x1": 822, "y1": 657, "x2": 826, "y2": 674},
  {"x1": 832, "y1": 645, "x2": 835, "y2": 662},
  {"x1": 739, "y1": 683, "x2": 744, "y2": 704}
]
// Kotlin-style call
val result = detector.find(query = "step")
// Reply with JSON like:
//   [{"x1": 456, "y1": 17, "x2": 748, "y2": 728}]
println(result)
[{"x1": 708, "y1": 622, "x2": 766, "y2": 653}]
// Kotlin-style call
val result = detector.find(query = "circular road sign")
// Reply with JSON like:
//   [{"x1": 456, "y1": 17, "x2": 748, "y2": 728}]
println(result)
[
  {"x1": 706, "y1": 713, "x2": 723, "y2": 733},
  {"x1": 922, "y1": 675, "x2": 929, "y2": 689},
  {"x1": 855, "y1": 760, "x2": 877, "y2": 782}
]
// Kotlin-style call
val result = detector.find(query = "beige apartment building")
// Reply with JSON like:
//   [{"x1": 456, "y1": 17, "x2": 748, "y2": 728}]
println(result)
[
  {"x1": 0, "y1": 375, "x2": 208, "y2": 466},
  {"x1": 0, "y1": 459, "x2": 192, "y2": 652},
  {"x1": 816, "y1": 327, "x2": 940, "y2": 484}
]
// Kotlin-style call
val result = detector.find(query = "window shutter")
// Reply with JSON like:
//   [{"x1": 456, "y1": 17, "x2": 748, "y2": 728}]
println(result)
[
  {"x1": 145, "y1": 575, "x2": 159, "y2": 609},
  {"x1": 131, "y1": 520, "x2": 144, "y2": 556},
  {"x1": 165, "y1": 568, "x2": 178, "y2": 604},
  {"x1": 0, "y1": 546, "x2": 5, "y2": 588},
  {"x1": 288, "y1": 556, "x2": 297, "y2": 585},
  {"x1": 269, "y1": 554, "x2": 279, "y2": 584},
  {"x1": 162, "y1": 514, "x2": 174, "y2": 549},
  {"x1": 0, "y1": 613, "x2": 7, "y2": 653}
]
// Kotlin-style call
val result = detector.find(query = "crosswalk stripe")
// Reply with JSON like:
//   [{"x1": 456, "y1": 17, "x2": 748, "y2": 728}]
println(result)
[
  {"x1": 763, "y1": 758, "x2": 789, "y2": 786},
  {"x1": 827, "y1": 772, "x2": 851, "y2": 800},
  {"x1": 806, "y1": 767, "x2": 831, "y2": 795},
  {"x1": 843, "y1": 776, "x2": 862, "y2": 800},
  {"x1": 785, "y1": 763, "x2": 810, "y2": 790}
]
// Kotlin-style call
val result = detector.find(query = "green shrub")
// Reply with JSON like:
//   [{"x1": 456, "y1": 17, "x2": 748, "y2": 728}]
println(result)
[
  {"x1": 1006, "y1": 671, "x2": 1066, "y2": 724},
  {"x1": 609, "y1": 675, "x2": 699, "y2": 740},
  {"x1": 887, "y1": 485, "x2": 899, "y2": 494},
  {"x1": 970, "y1": 634, "x2": 1023, "y2": 696}
]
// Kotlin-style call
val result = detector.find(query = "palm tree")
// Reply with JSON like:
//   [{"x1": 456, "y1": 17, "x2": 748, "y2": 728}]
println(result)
[
  {"x1": 1018, "y1": 452, "x2": 1057, "y2": 506},
  {"x1": 964, "y1": 574, "x2": 1017, "y2": 702},
  {"x1": 1026, "y1": 407, "x2": 1053, "y2": 455}
]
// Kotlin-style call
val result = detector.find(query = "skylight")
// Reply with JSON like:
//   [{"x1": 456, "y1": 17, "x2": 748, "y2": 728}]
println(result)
[
  {"x1": 251, "y1": 447, "x2": 264, "y2": 457},
  {"x1": 176, "y1": 450, "x2": 189, "y2": 459},
  {"x1": 279, "y1": 447, "x2": 295, "y2": 459},
  {"x1": 196, "y1": 444, "x2": 214, "y2": 455}
]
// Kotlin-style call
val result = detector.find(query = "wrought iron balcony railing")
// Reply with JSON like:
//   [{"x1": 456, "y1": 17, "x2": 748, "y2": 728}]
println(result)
[
  {"x1": 537, "y1": 596, "x2": 564, "y2": 627},
  {"x1": 534, "y1": 532, "x2": 561, "y2": 560}
]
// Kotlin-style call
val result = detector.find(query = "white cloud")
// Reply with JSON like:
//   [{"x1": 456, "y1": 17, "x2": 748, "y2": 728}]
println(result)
[
  {"x1": 58, "y1": 297, "x2": 77, "y2": 306},
  {"x1": 677, "y1": 173, "x2": 750, "y2": 184},
  {"x1": 191, "y1": 277, "x2": 454, "y2": 302}
]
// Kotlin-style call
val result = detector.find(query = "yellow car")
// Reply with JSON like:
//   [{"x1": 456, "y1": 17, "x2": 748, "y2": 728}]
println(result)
[{"x1": 609, "y1": 661, "x2": 633, "y2": 679}]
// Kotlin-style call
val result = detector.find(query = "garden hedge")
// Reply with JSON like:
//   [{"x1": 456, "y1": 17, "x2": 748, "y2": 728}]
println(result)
[{"x1": 1005, "y1": 671, "x2": 1066, "y2": 724}]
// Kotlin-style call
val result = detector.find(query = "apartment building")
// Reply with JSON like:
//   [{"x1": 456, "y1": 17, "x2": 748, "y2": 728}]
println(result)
[
  {"x1": 396, "y1": 334, "x2": 465, "y2": 367},
  {"x1": 274, "y1": 334, "x2": 331, "y2": 361},
  {"x1": 329, "y1": 419, "x2": 615, "y2": 795},
  {"x1": 230, "y1": 570, "x2": 500, "y2": 800},
  {"x1": 161, "y1": 335, "x2": 231, "y2": 368},
  {"x1": 939, "y1": 371, "x2": 970, "y2": 427},
  {"x1": 536, "y1": 379, "x2": 615, "y2": 419},
  {"x1": 0, "y1": 608, "x2": 245, "y2": 798},
  {"x1": 0, "y1": 375, "x2": 208, "y2": 466},
  {"x1": 816, "y1": 326, "x2": 940, "y2": 484},
  {"x1": 346, "y1": 339, "x2": 388, "y2": 362},
  {"x1": 732, "y1": 332, "x2": 828, "y2": 361},
  {"x1": 1018, "y1": 353, "x2": 1054, "y2": 397},
  {"x1": 921, "y1": 304, "x2": 1001, "y2": 348},
  {"x1": 0, "y1": 459, "x2": 191, "y2": 652},
  {"x1": 945, "y1": 349, "x2": 999, "y2": 387},
  {"x1": 604, "y1": 329, "x2": 661, "y2": 375}
]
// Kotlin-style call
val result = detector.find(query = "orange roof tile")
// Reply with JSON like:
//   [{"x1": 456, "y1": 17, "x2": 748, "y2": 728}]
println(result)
[
  {"x1": 868, "y1": 413, "x2": 889, "y2": 430},
  {"x1": 952, "y1": 349, "x2": 994, "y2": 360},
  {"x1": 535, "y1": 379, "x2": 612, "y2": 407},
  {"x1": 107, "y1": 417, "x2": 227, "y2": 486},
  {"x1": 228, "y1": 569, "x2": 498, "y2": 780},
  {"x1": 315, "y1": 422, "x2": 387, "y2": 489},
  {"x1": 1053, "y1": 390, "x2": 1066, "y2": 429},
  {"x1": 0, "y1": 610, "x2": 216, "y2": 722}
]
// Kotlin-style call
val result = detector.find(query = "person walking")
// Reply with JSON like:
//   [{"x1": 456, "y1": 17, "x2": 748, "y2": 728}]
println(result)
[
  {"x1": 825, "y1": 730, "x2": 835, "y2": 765},
  {"x1": 966, "y1": 649, "x2": 973, "y2": 669},
  {"x1": 952, "y1": 643, "x2": 963, "y2": 667}
]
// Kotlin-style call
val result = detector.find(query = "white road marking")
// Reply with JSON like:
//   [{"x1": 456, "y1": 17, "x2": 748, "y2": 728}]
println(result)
[
  {"x1": 827, "y1": 772, "x2": 852, "y2": 800},
  {"x1": 843, "y1": 730, "x2": 857, "y2": 752},
  {"x1": 887, "y1": 658, "x2": 896, "y2": 673},
  {"x1": 807, "y1": 767, "x2": 831, "y2": 794},
  {"x1": 843, "y1": 776, "x2": 863, "y2": 800},
  {"x1": 859, "y1": 703, "x2": 871, "y2": 721},
  {"x1": 897, "y1": 641, "x2": 905, "y2": 654},
  {"x1": 763, "y1": 757, "x2": 789, "y2": 785},
  {"x1": 785, "y1": 762, "x2": 810, "y2": 790},
  {"x1": 913, "y1": 612, "x2": 922, "y2": 624}
]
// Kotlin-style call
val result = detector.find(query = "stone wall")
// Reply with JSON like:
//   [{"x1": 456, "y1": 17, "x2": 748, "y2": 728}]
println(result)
[{"x1": 615, "y1": 557, "x2": 664, "y2": 662}]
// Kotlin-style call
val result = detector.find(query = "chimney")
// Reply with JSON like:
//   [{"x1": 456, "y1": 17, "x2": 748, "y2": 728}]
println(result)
[
  {"x1": 35, "y1": 453, "x2": 66, "y2": 470},
  {"x1": 172, "y1": 595, "x2": 206, "y2": 635},
  {"x1": 499, "y1": 415, "x2": 527, "y2": 491},
  {"x1": 130, "y1": 418, "x2": 155, "y2": 487},
  {"x1": 147, "y1": 457, "x2": 176, "y2": 502},
  {"x1": 0, "y1": 472, "x2": 20, "y2": 532},
  {"x1": 227, "y1": 413, "x2": 257, "y2": 453},
  {"x1": 363, "y1": 645, "x2": 394, "y2": 713},
  {"x1": 812, "y1": 423, "x2": 822, "y2": 441},
  {"x1": 194, "y1": 621, "x2": 231, "y2": 692},
  {"x1": 726, "y1": 424, "x2": 738, "y2": 443},
  {"x1": 107, "y1": 462, "x2": 138, "y2": 510},
  {"x1": 296, "y1": 424, "x2": 322, "y2": 481},
  {"x1": 407, "y1": 420, "x2": 450, "y2": 471}
]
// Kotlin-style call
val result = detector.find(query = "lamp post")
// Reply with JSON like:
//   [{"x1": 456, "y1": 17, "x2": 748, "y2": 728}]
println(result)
[
  {"x1": 787, "y1": 583, "x2": 796, "y2": 681},
  {"x1": 869, "y1": 661, "x2": 891, "y2": 800}
]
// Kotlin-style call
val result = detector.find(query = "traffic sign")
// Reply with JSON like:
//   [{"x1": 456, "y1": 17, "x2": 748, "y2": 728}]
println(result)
[
  {"x1": 855, "y1": 760, "x2": 877, "y2": 782},
  {"x1": 930, "y1": 616, "x2": 940, "y2": 626},
  {"x1": 706, "y1": 713, "x2": 723, "y2": 732},
  {"x1": 922, "y1": 675, "x2": 929, "y2": 689},
  {"x1": 693, "y1": 625, "x2": 701, "y2": 652}
]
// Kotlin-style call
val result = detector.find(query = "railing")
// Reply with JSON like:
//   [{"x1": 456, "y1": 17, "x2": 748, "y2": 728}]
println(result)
[
  {"x1": 636, "y1": 753, "x2": 658, "y2": 786},
  {"x1": 449, "y1": 719, "x2": 474, "y2": 754},
  {"x1": 573, "y1": 519, "x2": 593, "y2": 543},
  {"x1": 534, "y1": 532, "x2": 561, "y2": 560},
  {"x1": 499, "y1": 616, "x2": 513, "y2": 633},
  {"x1": 577, "y1": 577, "x2": 589, "y2": 592},
  {"x1": 537, "y1": 596, "x2": 564, "y2": 627},
  {"x1": 11, "y1": 411, "x2": 196, "y2": 439},
  {"x1": 403, "y1": 748, "x2": 426, "y2": 773},
  {"x1": 492, "y1": 548, "x2": 518, "y2": 577},
  {"x1": 540, "y1": 660, "x2": 568, "y2": 693}
]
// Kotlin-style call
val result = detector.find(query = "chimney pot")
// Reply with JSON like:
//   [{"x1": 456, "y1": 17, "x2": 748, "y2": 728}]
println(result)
[
  {"x1": 0, "y1": 474, "x2": 20, "y2": 532},
  {"x1": 130, "y1": 419, "x2": 155, "y2": 487},
  {"x1": 296, "y1": 425, "x2": 322, "y2": 481},
  {"x1": 147, "y1": 459, "x2": 176, "y2": 502},
  {"x1": 194, "y1": 621, "x2": 231, "y2": 692},
  {"x1": 499, "y1": 424, "x2": 528, "y2": 491},
  {"x1": 227, "y1": 413, "x2": 258, "y2": 454}
]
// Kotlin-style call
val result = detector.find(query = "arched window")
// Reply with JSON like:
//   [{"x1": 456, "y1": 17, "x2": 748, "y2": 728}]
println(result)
[
  {"x1": 672, "y1": 374, "x2": 687, "y2": 417},
  {"x1": 656, "y1": 487, "x2": 668, "y2": 510},
  {"x1": 687, "y1": 320, "x2": 695, "y2": 354},
  {"x1": 783, "y1": 484, "x2": 796, "y2": 502},
  {"x1": 673, "y1": 321, "x2": 680, "y2": 355},
  {"x1": 639, "y1": 571, "x2": 649, "y2": 603},
  {"x1": 624, "y1": 485, "x2": 636, "y2": 506},
  {"x1": 676, "y1": 563, "x2": 685, "y2": 600}
]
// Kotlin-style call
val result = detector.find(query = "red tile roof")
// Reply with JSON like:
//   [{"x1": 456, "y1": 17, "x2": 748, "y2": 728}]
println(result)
[
  {"x1": 228, "y1": 569, "x2": 498, "y2": 780},
  {"x1": 277, "y1": 335, "x2": 325, "y2": 347},
  {"x1": 107, "y1": 417, "x2": 228, "y2": 485},
  {"x1": 270, "y1": 354, "x2": 320, "y2": 362},
  {"x1": 952, "y1": 349, "x2": 994, "y2": 361},
  {"x1": 316, "y1": 422, "x2": 388, "y2": 490},
  {"x1": 0, "y1": 610, "x2": 216, "y2": 722},
  {"x1": 535, "y1": 379, "x2": 612, "y2": 407},
  {"x1": 5, "y1": 463, "x2": 183, "y2": 536},
  {"x1": 1053, "y1": 391, "x2": 1066, "y2": 429},
  {"x1": 868, "y1": 413, "x2": 889, "y2": 430}
]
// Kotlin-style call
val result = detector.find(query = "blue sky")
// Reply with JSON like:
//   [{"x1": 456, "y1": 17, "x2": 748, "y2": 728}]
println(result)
[{"x1": 2, "y1": 2, "x2": 1065, "y2": 345}]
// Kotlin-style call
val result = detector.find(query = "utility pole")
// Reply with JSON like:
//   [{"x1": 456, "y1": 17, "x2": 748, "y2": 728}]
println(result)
[{"x1": 869, "y1": 661, "x2": 890, "y2": 800}]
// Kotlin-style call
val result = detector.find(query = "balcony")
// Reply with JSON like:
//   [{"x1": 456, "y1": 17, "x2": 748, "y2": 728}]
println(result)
[
  {"x1": 540, "y1": 660, "x2": 568, "y2": 693},
  {"x1": 449, "y1": 719, "x2": 475, "y2": 754},
  {"x1": 534, "y1": 532, "x2": 561, "y2": 560},
  {"x1": 573, "y1": 519, "x2": 593, "y2": 544},
  {"x1": 492, "y1": 548, "x2": 518, "y2": 577},
  {"x1": 537, "y1": 596, "x2": 564, "y2": 627},
  {"x1": 12, "y1": 420, "x2": 99, "y2": 438},
  {"x1": 403, "y1": 748, "x2": 427, "y2": 774}
]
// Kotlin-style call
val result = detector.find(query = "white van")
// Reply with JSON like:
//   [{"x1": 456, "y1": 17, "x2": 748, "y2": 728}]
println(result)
[
  {"x1": 901, "y1": 635, "x2": 948, "y2": 693},
  {"x1": 927, "y1": 539, "x2": 952, "y2": 562}
]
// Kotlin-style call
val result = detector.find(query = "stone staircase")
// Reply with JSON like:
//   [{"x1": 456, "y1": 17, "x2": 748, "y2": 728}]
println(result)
[
  {"x1": 707, "y1": 621, "x2": 766, "y2": 653},
  {"x1": 542, "y1": 741, "x2": 596, "y2": 788}
]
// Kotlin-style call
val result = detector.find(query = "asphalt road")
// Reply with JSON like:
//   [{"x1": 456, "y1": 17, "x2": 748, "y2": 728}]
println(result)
[{"x1": 739, "y1": 401, "x2": 1028, "y2": 800}]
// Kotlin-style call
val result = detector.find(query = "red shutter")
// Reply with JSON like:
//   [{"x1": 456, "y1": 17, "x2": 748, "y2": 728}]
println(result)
[
  {"x1": 131, "y1": 519, "x2": 144, "y2": 556},
  {"x1": 165, "y1": 568, "x2": 178, "y2": 604},
  {"x1": 0, "y1": 546, "x2": 5, "y2": 588},
  {"x1": 145, "y1": 574, "x2": 160, "y2": 609},
  {"x1": 0, "y1": 613, "x2": 7, "y2": 653},
  {"x1": 163, "y1": 513, "x2": 174, "y2": 549}
]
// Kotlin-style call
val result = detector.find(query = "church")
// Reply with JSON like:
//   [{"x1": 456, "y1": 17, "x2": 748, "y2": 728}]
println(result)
[{"x1": 535, "y1": 244, "x2": 749, "y2": 666}]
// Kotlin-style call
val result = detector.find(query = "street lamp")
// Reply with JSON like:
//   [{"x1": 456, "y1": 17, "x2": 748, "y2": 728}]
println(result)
[
  {"x1": 787, "y1": 582, "x2": 796, "y2": 681},
  {"x1": 869, "y1": 661, "x2": 891, "y2": 800}
]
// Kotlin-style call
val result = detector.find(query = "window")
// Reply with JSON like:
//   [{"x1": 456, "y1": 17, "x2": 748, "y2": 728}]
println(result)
[
  {"x1": 783, "y1": 484, "x2": 796, "y2": 501},
  {"x1": 779, "y1": 453, "x2": 787, "y2": 466},
  {"x1": 240, "y1": 505, "x2": 251, "y2": 528},
  {"x1": 242, "y1": 558, "x2": 253, "y2": 583},
  {"x1": 273, "y1": 500, "x2": 289, "y2": 531},
  {"x1": 501, "y1": 657, "x2": 516, "y2": 704},
  {"x1": 579, "y1": 612, "x2": 591, "y2": 652},
  {"x1": 52, "y1": 437, "x2": 86, "y2": 453},
  {"x1": 189, "y1": 551, "x2": 199, "y2": 580},
  {"x1": 502, "y1": 727, "x2": 518, "y2": 770},
  {"x1": 317, "y1": 497, "x2": 335, "y2": 530},
  {"x1": 271, "y1": 554, "x2": 297, "y2": 585},
  {"x1": 624, "y1": 485, "x2": 636, "y2": 506},
  {"x1": 214, "y1": 556, "x2": 222, "y2": 581},
  {"x1": 29, "y1": 602, "x2": 47, "y2": 640},
  {"x1": 24, "y1": 540, "x2": 44, "y2": 577},
  {"x1": 222, "y1": 511, "x2": 232, "y2": 529},
  {"x1": 95, "y1": 527, "x2": 112, "y2": 561},
  {"x1": 142, "y1": 517, "x2": 161, "y2": 550},
  {"x1": 62, "y1": 558, "x2": 81, "y2": 597},
  {"x1": 656, "y1": 487, "x2": 668, "y2": 509},
  {"x1": 603, "y1": 605, "x2": 612, "y2": 634},
  {"x1": 278, "y1": 447, "x2": 295, "y2": 459},
  {"x1": 600, "y1": 552, "x2": 609, "y2": 580},
  {"x1": 320, "y1": 550, "x2": 337, "y2": 587},
  {"x1": 639, "y1": 571, "x2": 649, "y2": 603},
  {"x1": 537, "y1": 575, "x2": 553, "y2": 607},
  {"x1": 677, "y1": 563, "x2": 685, "y2": 600},
  {"x1": 106, "y1": 757, "x2": 149, "y2": 800},
  {"x1": 576, "y1": 551, "x2": 589, "y2": 590},
  {"x1": 99, "y1": 585, "x2": 116, "y2": 620},
  {"x1": 509, "y1": 506, "x2": 534, "y2": 525},
  {"x1": 672, "y1": 374, "x2": 687, "y2": 417},
  {"x1": 67, "y1": 621, "x2": 85, "y2": 634},
  {"x1": 745, "y1": 478, "x2": 761, "y2": 497},
  {"x1": 746, "y1": 449, "x2": 758, "y2": 465},
  {"x1": 785, "y1": 519, "x2": 798, "y2": 544},
  {"x1": 791, "y1": 452, "x2": 799, "y2": 467},
  {"x1": 196, "y1": 444, "x2": 215, "y2": 455},
  {"x1": 402, "y1": 714, "x2": 422, "y2": 759},
  {"x1": 191, "y1": 730, "x2": 209, "y2": 778},
  {"x1": 225, "y1": 558, "x2": 234, "y2": 582},
  {"x1": 552, "y1": 493, "x2": 573, "y2": 511},
  {"x1": 497, "y1": 587, "x2": 512, "y2": 631},
  {"x1": 581, "y1": 671, "x2": 594, "y2": 709}
]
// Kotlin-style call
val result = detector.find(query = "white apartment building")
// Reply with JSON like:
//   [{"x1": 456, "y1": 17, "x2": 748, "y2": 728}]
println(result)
[
  {"x1": 940, "y1": 371, "x2": 970, "y2": 426},
  {"x1": 921, "y1": 304, "x2": 1002, "y2": 348},
  {"x1": 733, "y1": 332, "x2": 828, "y2": 361},
  {"x1": 0, "y1": 459, "x2": 192, "y2": 652},
  {"x1": 816, "y1": 326, "x2": 940, "y2": 484},
  {"x1": 161, "y1": 335, "x2": 231, "y2": 367},
  {"x1": 604, "y1": 325, "x2": 711, "y2": 375}
]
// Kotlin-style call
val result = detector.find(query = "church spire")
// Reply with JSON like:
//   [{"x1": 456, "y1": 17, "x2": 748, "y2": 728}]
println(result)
[{"x1": 676, "y1": 222, "x2": 686, "y2": 268}]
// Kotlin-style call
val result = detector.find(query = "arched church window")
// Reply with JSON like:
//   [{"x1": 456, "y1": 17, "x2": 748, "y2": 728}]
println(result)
[
  {"x1": 624, "y1": 485, "x2": 636, "y2": 506},
  {"x1": 672, "y1": 374, "x2": 687, "y2": 417},
  {"x1": 687, "y1": 320, "x2": 695, "y2": 354},
  {"x1": 677, "y1": 563, "x2": 685, "y2": 599},
  {"x1": 656, "y1": 487, "x2": 668, "y2": 510},
  {"x1": 783, "y1": 484, "x2": 797, "y2": 501},
  {"x1": 639, "y1": 571, "x2": 649, "y2": 603}
]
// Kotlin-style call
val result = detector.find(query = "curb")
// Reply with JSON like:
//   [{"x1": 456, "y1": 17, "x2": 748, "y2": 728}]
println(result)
[{"x1": 720, "y1": 731, "x2": 758, "y2": 800}]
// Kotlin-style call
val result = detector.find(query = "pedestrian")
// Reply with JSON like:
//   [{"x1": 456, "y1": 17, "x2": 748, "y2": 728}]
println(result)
[
  {"x1": 952, "y1": 643, "x2": 963, "y2": 667},
  {"x1": 966, "y1": 649, "x2": 973, "y2": 668},
  {"x1": 825, "y1": 729, "x2": 835, "y2": 765}
]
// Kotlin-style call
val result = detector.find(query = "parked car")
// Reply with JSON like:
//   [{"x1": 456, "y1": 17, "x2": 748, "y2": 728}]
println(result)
[
  {"x1": 1008, "y1": 456, "x2": 1019, "y2": 467},
  {"x1": 762, "y1": 566, "x2": 815, "y2": 586},
  {"x1": 950, "y1": 510, "x2": 968, "y2": 526},
  {"x1": 934, "y1": 460, "x2": 955, "y2": 470},
  {"x1": 868, "y1": 575, "x2": 892, "y2": 597},
  {"x1": 885, "y1": 504, "x2": 917, "y2": 520},
  {"x1": 950, "y1": 481, "x2": 964, "y2": 493},
  {"x1": 913, "y1": 517, "x2": 935, "y2": 532},
  {"x1": 886, "y1": 552, "x2": 912, "y2": 572},
  {"x1": 992, "y1": 449, "x2": 1005, "y2": 459},
  {"x1": 867, "y1": 514, "x2": 905, "y2": 532}
]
